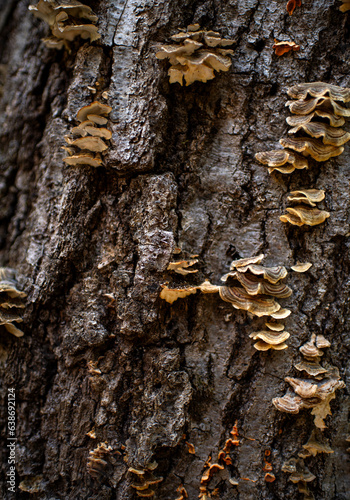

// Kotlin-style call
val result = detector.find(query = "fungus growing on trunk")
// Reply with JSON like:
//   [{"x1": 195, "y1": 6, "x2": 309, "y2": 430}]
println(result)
[
  {"x1": 339, "y1": 1, "x2": 350, "y2": 12},
  {"x1": 279, "y1": 137, "x2": 344, "y2": 161},
  {"x1": 63, "y1": 102, "x2": 112, "y2": 167},
  {"x1": 255, "y1": 149, "x2": 308, "y2": 174},
  {"x1": 29, "y1": 0, "x2": 100, "y2": 50},
  {"x1": 0, "y1": 267, "x2": 27, "y2": 337},
  {"x1": 280, "y1": 206, "x2": 330, "y2": 226},
  {"x1": 273, "y1": 40, "x2": 300, "y2": 56},
  {"x1": 87, "y1": 442, "x2": 113, "y2": 478},
  {"x1": 156, "y1": 24, "x2": 235, "y2": 86},
  {"x1": 301, "y1": 429, "x2": 334, "y2": 457},
  {"x1": 291, "y1": 262, "x2": 312, "y2": 272},
  {"x1": 286, "y1": 0, "x2": 302, "y2": 16},
  {"x1": 167, "y1": 259, "x2": 199, "y2": 275},
  {"x1": 129, "y1": 463, "x2": 163, "y2": 498}
]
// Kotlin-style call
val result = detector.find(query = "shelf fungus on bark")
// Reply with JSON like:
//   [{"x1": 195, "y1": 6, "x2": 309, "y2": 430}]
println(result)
[
  {"x1": 63, "y1": 102, "x2": 112, "y2": 167},
  {"x1": 286, "y1": 0, "x2": 302, "y2": 15},
  {"x1": 287, "y1": 189, "x2": 325, "y2": 207},
  {"x1": 288, "y1": 121, "x2": 350, "y2": 147},
  {"x1": 286, "y1": 110, "x2": 346, "y2": 128},
  {"x1": 273, "y1": 333, "x2": 345, "y2": 428},
  {"x1": 175, "y1": 485, "x2": 188, "y2": 500},
  {"x1": 219, "y1": 286, "x2": 281, "y2": 317},
  {"x1": 29, "y1": 0, "x2": 100, "y2": 50},
  {"x1": 87, "y1": 442, "x2": 113, "y2": 478},
  {"x1": 280, "y1": 137, "x2": 344, "y2": 161},
  {"x1": 160, "y1": 284, "x2": 198, "y2": 304},
  {"x1": 0, "y1": 267, "x2": 27, "y2": 337},
  {"x1": 167, "y1": 259, "x2": 199, "y2": 275},
  {"x1": 300, "y1": 429, "x2": 334, "y2": 458},
  {"x1": 265, "y1": 322, "x2": 285, "y2": 331},
  {"x1": 249, "y1": 330, "x2": 290, "y2": 351},
  {"x1": 291, "y1": 262, "x2": 312, "y2": 272},
  {"x1": 254, "y1": 149, "x2": 308, "y2": 174},
  {"x1": 155, "y1": 24, "x2": 235, "y2": 86},
  {"x1": 273, "y1": 40, "x2": 300, "y2": 56},
  {"x1": 280, "y1": 206, "x2": 330, "y2": 227},
  {"x1": 286, "y1": 96, "x2": 350, "y2": 118},
  {"x1": 129, "y1": 462, "x2": 163, "y2": 498},
  {"x1": 339, "y1": 1, "x2": 350, "y2": 12},
  {"x1": 282, "y1": 458, "x2": 315, "y2": 500},
  {"x1": 287, "y1": 82, "x2": 350, "y2": 102}
]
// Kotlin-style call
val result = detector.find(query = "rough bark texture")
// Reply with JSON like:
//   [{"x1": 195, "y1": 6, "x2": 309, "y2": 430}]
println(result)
[{"x1": 0, "y1": 0, "x2": 349, "y2": 499}]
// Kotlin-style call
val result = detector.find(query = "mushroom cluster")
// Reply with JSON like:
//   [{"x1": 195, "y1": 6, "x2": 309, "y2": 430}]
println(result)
[
  {"x1": 156, "y1": 24, "x2": 235, "y2": 86},
  {"x1": 273, "y1": 334, "x2": 346, "y2": 429},
  {"x1": 220, "y1": 254, "x2": 292, "y2": 320},
  {"x1": 255, "y1": 82, "x2": 350, "y2": 174},
  {"x1": 29, "y1": 0, "x2": 100, "y2": 50},
  {"x1": 0, "y1": 268, "x2": 26, "y2": 338},
  {"x1": 280, "y1": 188, "x2": 330, "y2": 227},
  {"x1": 63, "y1": 101, "x2": 112, "y2": 167},
  {"x1": 282, "y1": 458, "x2": 315, "y2": 500},
  {"x1": 128, "y1": 462, "x2": 163, "y2": 498},
  {"x1": 339, "y1": 1, "x2": 350, "y2": 12},
  {"x1": 87, "y1": 442, "x2": 113, "y2": 478}
]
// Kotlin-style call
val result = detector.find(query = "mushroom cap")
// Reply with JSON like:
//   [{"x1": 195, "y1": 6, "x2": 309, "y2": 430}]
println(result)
[
  {"x1": 235, "y1": 271, "x2": 292, "y2": 298},
  {"x1": 235, "y1": 264, "x2": 288, "y2": 284},
  {"x1": 273, "y1": 40, "x2": 300, "y2": 56},
  {"x1": 302, "y1": 429, "x2": 334, "y2": 456},
  {"x1": 300, "y1": 334, "x2": 324, "y2": 358},
  {"x1": 272, "y1": 390, "x2": 303, "y2": 413},
  {"x1": 265, "y1": 322, "x2": 285, "y2": 331},
  {"x1": 219, "y1": 286, "x2": 281, "y2": 317},
  {"x1": 198, "y1": 280, "x2": 220, "y2": 293},
  {"x1": 286, "y1": 96, "x2": 350, "y2": 117},
  {"x1": 250, "y1": 330, "x2": 290, "y2": 344},
  {"x1": 159, "y1": 285, "x2": 198, "y2": 304},
  {"x1": 255, "y1": 149, "x2": 308, "y2": 169},
  {"x1": 281, "y1": 206, "x2": 330, "y2": 226},
  {"x1": 77, "y1": 102, "x2": 112, "y2": 122},
  {"x1": 87, "y1": 114, "x2": 109, "y2": 125},
  {"x1": 287, "y1": 189, "x2": 325, "y2": 207},
  {"x1": 315, "y1": 334, "x2": 331, "y2": 349},
  {"x1": 287, "y1": 82, "x2": 350, "y2": 103},
  {"x1": 270, "y1": 308, "x2": 291, "y2": 319},
  {"x1": 291, "y1": 262, "x2": 312, "y2": 272},
  {"x1": 167, "y1": 259, "x2": 199, "y2": 275},
  {"x1": 288, "y1": 121, "x2": 350, "y2": 147},
  {"x1": 5, "y1": 323, "x2": 24, "y2": 337},
  {"x1": 280, "y1": 136, "x2": 344, "y2": 161},
  {"x1": 229, "y1": 254, "x2": 264, "y2": 269},
  {"x1": 63, "y1": 154, "x2": 103, "y2": 167},
  {"x1": 286, "y1": 110, "x2": 346, "y2": 128},
  {"x1": 51, "y1": 22, "x2": 100, "y2": 42},
  {"x1": 285, "y1": 377, "x2": 319, "y2": 398},
  {"x1": 294, "y1": 360, "x2": 328, "y2": 377},
  {"x1": 70, "y1": 136, "x2": 108, "y2": 152},
  {"x1": 42, "y1": 36, "x2": 66, "y2": 49}
]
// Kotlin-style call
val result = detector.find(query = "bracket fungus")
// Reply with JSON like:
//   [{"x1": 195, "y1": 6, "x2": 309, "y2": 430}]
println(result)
[
  {"x1": 255, "y1": 149, "x2": 308, "y2": 174},
  {"x1": 280, "y1": 206, "x2": 330, "y2": 227},
  {"x1": 156, "y1": 24, "x2": 235, "y2": 86},
  {"x1": 63, "y1": 102, "x2": 112, "y2": 167},
  {"x1": 29, "y1": 0, "x2": 100, "y2": 50},
  {"x1": 301, "y1": 429, "x2": 334, "y2": 457},
  {"x1": 249, "y1": 330, "x2": 290, "y2": 351},
  {"x1": 273, "y1": 334, "x2": 345, "y2": 428},
  {"x1": 287, "y1": 82, "x2": 350, "y2": 102},
  {"x1": 167, "y1": 259, "x2": 199, "y2": 275},
  {"x1": 291, "y1": 262, "x2": 312, "y2": 272},
  {"x1": 282, "y1": 458, "x2": 315, "y2": 500},
  {"x1": 279, "y1": 137, "x2": 344, "y2": 162},
  {"x1": 87, "y1": 442, "x2": 113, "y2": 478},
  {"x1": 339, "y1": 0, "x2": 350, "y2": 12},
  {"x1": 0, "y1": 268, "x2": 26, "y2": 337},
  {"x1": 129, "y1": 463, "x2": 163, "y2": 498},
  {"x1": 286, "y1": 0, "x2": 302, "y2": 15},
  {"x1": 273, "y1": 40, "x2": 300, "y2": 56}
]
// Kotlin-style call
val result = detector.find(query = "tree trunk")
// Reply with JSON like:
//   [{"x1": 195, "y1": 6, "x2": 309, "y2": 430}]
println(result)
[{"x1": 0, "y1": 0, "x2": 349, "y2": 499}]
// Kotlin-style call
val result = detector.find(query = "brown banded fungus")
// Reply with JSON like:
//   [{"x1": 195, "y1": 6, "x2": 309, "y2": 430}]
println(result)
[
  {"x1": 287, "y1": 189, "x2": 324, "y2": 207},
  {"x1": 250, "y1": 330, "x2": 290, "y2": 351},
  {"x1": 254, "y1": 149, "x2": 308, "y2": 174},
  {"x1": 129, "y1": 463, "x2": 163, "y2": 498},
  {"x1": 156, "y1": 24, "x2": 235, "y2": 86},
  {"x1": 282, "y1": 458, "x2": 315, "y2": 500},
  {"x1": 273, "y1": 40, "x2": 300, "y2": 56},
  {"x1": 63, "y1": 102, "x2": 112, "y2": 167},
  {"x1": 219, "y1": 286, "x2": 281, "y2": 317},
  {"x1": 87, "y1": 442, "x2": 113, "y2": 478},
  {"x1": 287, "y1": 82, "x2": 350, "y2": 102},
  {"x1": 167, "y1": 259, "x2": 199, "y2": 275},
  {"x1": 339, "y1": 1, "x2": 350, "y2": 12},
  {"x1": 301, "y1": 429, "x2": 334, "y2": 457},
  {"x1": 0, "y1": 268, "x2": 26, "y2": 337},
  {"x1": 280, "y1": 206, "x2": 330, "y2": 227},
  {"x1": 29, "y1": 0, "x2": 100, "y2": 50},
  {"x1": 279, "y1": 137, "x2": 344, "y2": 161}
]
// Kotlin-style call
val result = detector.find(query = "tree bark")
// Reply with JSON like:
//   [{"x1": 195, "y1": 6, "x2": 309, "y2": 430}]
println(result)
[{"x1": 0, "y1": 0, "x2": 349, "y2": 499}]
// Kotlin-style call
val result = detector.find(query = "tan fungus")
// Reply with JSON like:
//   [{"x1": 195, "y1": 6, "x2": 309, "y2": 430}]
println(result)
[
  {"x1": 294, "y1": 360, "x2": 328, "y2": 377},
  {"x1": 255, "y1": 149, "x2": 308, "y2": 173},
  {"x1": 265, "y1": 322, "x2": 285, "y2": 331},
  {"x1": 280, "y1": 206, "x2": 330, "y2": 226},
  {"x1": 288, "y1": 121, "x2": 350, "y2": 147},
  {"x1": 340, "y1": 1, "x2": 350, "y2": 12},
  {"x1": 234, "y1": 271, "x2": 292, "y2": 298},
  {"x1": 302, "y1": 429, "x2": 334, "y2": 456},
  {"x1": 272, "y1": 40, "x2": 300, "y2": 56},
  {"x1": 219, "y1": 286, "x2": 281, "y2": 317},
  {"x1": 159, "y1": 284, "x2": 198, "y2": 304},
  {"x1": 280, "y1": 136, "x2": 344, "y2": 161},
  {"x1": 315, "y1": 334, "x2": 331, "y2": 349},
  {"x1": 87, "y1": 442, "x2": 113, "y2": 478},
  {"x1": 287, "y1": 189, "x2": 325, "y2": 207},
  {"x1": 291, "y1": 262, "x2": 312, "y2": 272},
  {"x1": 249, "y1": 330, "x2": 290, "y2": 345},
  {"x1": 0, "y1": 268, "x2": 26, "y2": 337},
  {"x1": 167, "y1": 259, "x2": 199, "y2": 275},
  {"x1": 299, "y1": 334, "x2": 324, "y2": 358},
  {"x1": 286, "y1": 96, "x2": 350, "y2": 117},
  {"x1": 287, "y1": 82, "x2": 350, "y2": 102},
  {"x1": 253, "y1": 340, "x2": 288, "y2": 351},
  {"x1": 286, "y1": 110, "x2": 346, "y2": 128},
  {"x1": 229, "y1": 253, "x2": 265, "y2": 269}
]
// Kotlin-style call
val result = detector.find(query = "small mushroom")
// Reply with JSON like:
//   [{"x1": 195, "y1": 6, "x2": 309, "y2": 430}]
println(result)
[
  {"x1": 285, "y1": 377, "x2": 319, "y2": 398},
  {"x1": 286, "y1": 0, "x2": 302, "y2": 15},
  {"x1": 69, "y1": 136, "x2": 108, "y2": 152},
  {"x1": 280, "y1": 137, "x2": 344, "y2": 161},
  {"x1": 253, "y1": 340, "x2": 288, "y2": 351},
  {"x1": 287, "y1": 189, "x2": 325, "y2": 207},
  {"x1": 265, "y1": 322, "x2": 284, "y2": 331},
  {"x1": 167, "y1": 259, "x2": 199, "y2": 275},
  {"x1": 229, "y1": 254, "x2": 265, "y2": 269},
  {"x1": 63, "y1": 154, "x2": 103, "y2": 167},
  {"x1": 0, "y1": 268, "x2": 27, "y2": 337},
  {"x1": 87, "y1": 442, "x2": 113, "y2": 478},
  {"x1": 273, "y1": 390, "x2": 304, "y2": 414},
  {"x1": 273, "y1": 40, "x2": 300, "y2": 56},
  {"x1": 264, "y1": 473, "x2": 276, "y2": 482},
  {"x1": 219, "y1": 286, "x2": 281, "y2": 317},
  {"x1": 255, "y1": 149, "x2": 308, "y2": 173},
  {"x1": 159, "y1": 284, "x2": 198, "y2": 304},
  {"x1": 287, "y1": 82, "x2": 350, "y2": 103},
  {"x1": 249, "y1": 330, "x2": 290, "y2": 345},
  {"x1": 235, "y1": 264, "x2": 288, "y2": 284},
  {"x1": 87, "y1": 114, "x2": 109, "y2": 125},
  {"x1": 299, "y1": 334, "x2": 324, "y2": 358},
  {"x1": 234, "y1": 271, "x2": 292, "y2": 297},
  {"x1": 270, "y1": 308, "x2": 291, "y2": 319},
  {"x1": 280, "y1": 206, "x2": 330, "y2": 227},
  {"x1": 291, "y1": 262, "x2": 312, "y2": 272},
  {"x1": 77, "y1": 102, "x2": 112, "y2": 122},
  {"x1": 302, "y1": 429, "x2": 334, "y2": 456},
  {"x1": 288, "y1": 121, "x2": 350, "y2": 147},
  {"x1": 286, "y1": 110, "x2": 346, "y2": 128},
  {"x1": 294, "y1": 360, "x2": 328, "y2": 377},
  {"x1": 286, "y1": 96, "x2": 350, "y2": 117},
  {"x1": 315, "y1": 334, "x2": 331, "y2": 349}
]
